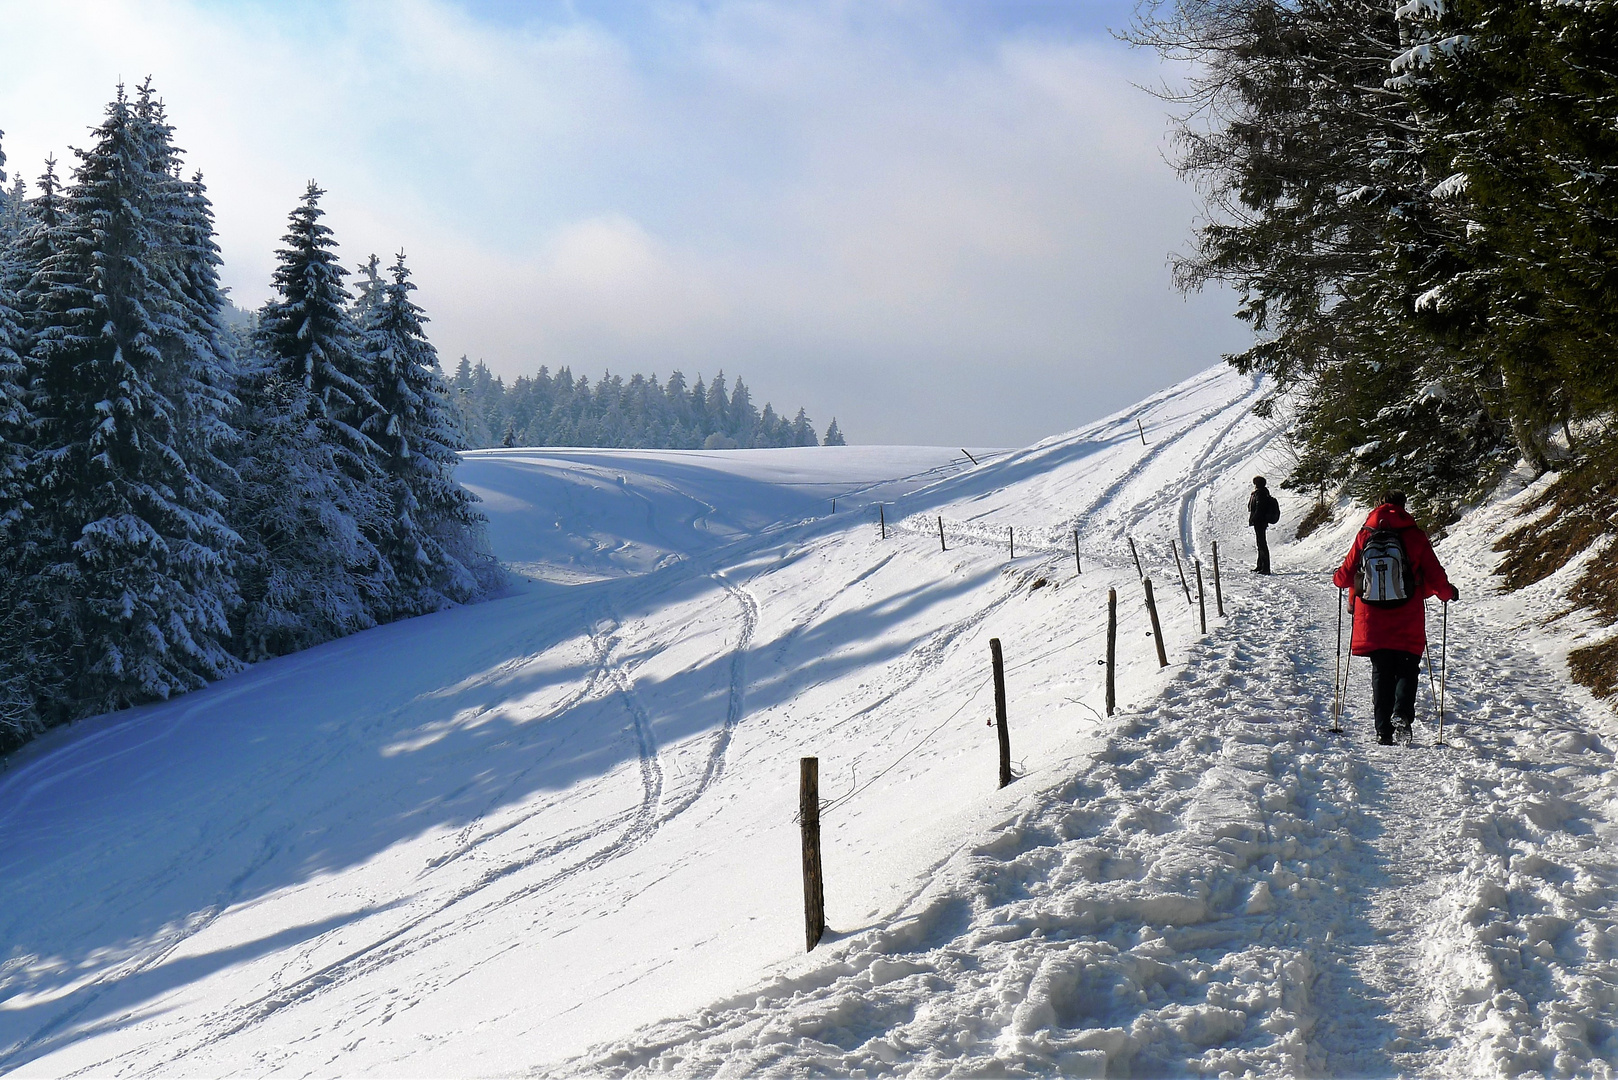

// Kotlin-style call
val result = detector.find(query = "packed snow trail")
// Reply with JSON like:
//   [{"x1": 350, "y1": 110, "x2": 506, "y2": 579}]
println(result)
[
  {"x1": 2, "y1": 365, "x2": 1615, "y2": 1076},
  {"x1": 563, "y1": 568, "x2": 1618, "y2": 1077}
]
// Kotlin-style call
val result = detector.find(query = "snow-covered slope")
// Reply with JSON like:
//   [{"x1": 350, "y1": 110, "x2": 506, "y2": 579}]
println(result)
[{"x1": 2, "y1": 364, "x2": 1614, "y2": 1077}]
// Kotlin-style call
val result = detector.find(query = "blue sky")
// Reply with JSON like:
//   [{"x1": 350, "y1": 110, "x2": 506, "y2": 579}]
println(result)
[{"x1": 0, "y1": 0, "x2": 1247, "y2": 445}]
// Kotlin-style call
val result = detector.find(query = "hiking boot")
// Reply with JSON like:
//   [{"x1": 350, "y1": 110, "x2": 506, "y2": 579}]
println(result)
[
  {"x1": 1377, "y1": 732, "x2": 1395, "y2": 745},
  {"x1": 1395, "y1": 720, "x2": 1413, "y2": 738}
]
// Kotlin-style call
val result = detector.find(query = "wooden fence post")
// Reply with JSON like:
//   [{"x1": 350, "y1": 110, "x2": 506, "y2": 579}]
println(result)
[
  {"x1": 879, "y1": 505, "x2": 885, "y2": 540},
  {"x1": 1106, "y1": 588, "x2": 1117, "y2": 716},
  {"x1": 1171, "y1": 539, "x2": 1193, "y2": 606},
  {"x1": 1009, "y1": 526, "x2": 1015, "y2": 560},
  {"x1": 800, "y1": 757, "x2": 825, "y2": 952},
  {"x1": 961, "y1": 448, "x2": 979, "y2": 465},
  {"x1": 938, "y1": 516, "x2": 946, "y2": 552},
  {"x1": 1195, "y1": 559, "x2": 1207, "y2": 634},
  {"x1": 990, "y1": 638, "x2": 1012, "y2": 788},
  {"x1": 1136, "y1": 418, "x2": 1147, "y2": 445},
  {"x1": 1128, "y1": 536, "x2": 1144, "y2": 579},
  {"x1": 1212, "y1": 541, "x2": 1225, "y2": 617},
  {"x1": 1143, "y1": 578, "x2": 1168, "y2": 668},
  {"x1": 1074, "y1": 530, "x2": 1082, "y2": 575}
]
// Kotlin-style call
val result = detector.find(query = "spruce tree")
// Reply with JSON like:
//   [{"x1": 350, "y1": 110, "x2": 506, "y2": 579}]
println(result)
[
  {"x1": 0, "y1": 129, "x2": 12, "y2": 248},
  {"x1": 28, "y1": 86, "x2": 240, "y2": 715},
  {"x1": 0, "y1": 133, "x2": 43, "y2": 747},
  {"x1": 822, "y1": 418, "x2": 845, "y2": 446},
  {"x1": 8, "y1": 158, "x2": 64, "y2": 344},
  {"x1": 360, "y1": 253, "x2": 494, "y2": 614},
  {"x1": 256, "y1": 182, "x2": 381, "y2": 475},
  {"x1": 791, "y1": 407, "x2": 817, "y2": 447},
  {"x1": 351, "y1": 252, "x2": 384, "y2": 327},
  {"x1": 244, "y1": 185, "x2": 399, "y2": 632},
  {"x1": 0, "y1": 174, "x2": 24, "y2": 252},
  {"x1": 129, "y1": 83, "x2": 243, "y2": 516},
  {"x1": 728, "y1": 377, "x2": 757, "y2": 446}
]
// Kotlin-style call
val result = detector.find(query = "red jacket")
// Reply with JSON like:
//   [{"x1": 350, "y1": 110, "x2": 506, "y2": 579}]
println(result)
[{"x1": 1332, "y1": 505, "x2": 1457, "y2": 656}]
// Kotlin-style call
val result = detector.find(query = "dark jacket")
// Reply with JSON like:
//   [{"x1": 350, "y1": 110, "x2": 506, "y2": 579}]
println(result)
[
  {"x1": 1332, "y1": 504, "x2": 1457, "y2": 656},
  {"x1": 1248, "y1": 489, "x2": 1278, "y2": 528}
]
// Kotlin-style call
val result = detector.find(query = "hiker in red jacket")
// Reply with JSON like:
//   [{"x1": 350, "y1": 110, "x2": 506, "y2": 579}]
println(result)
[{"x1": 1332, "y1": 491, "x2": 1459, "y2": 744}]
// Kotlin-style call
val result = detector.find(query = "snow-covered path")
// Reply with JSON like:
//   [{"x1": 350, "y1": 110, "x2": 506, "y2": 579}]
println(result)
[
  {"x1": 566, "y1": 523, "x2": 1618, "y2": 1076},
  {"x1": 3, "y1": 364, "x2": 1616, "y2": 1077}
]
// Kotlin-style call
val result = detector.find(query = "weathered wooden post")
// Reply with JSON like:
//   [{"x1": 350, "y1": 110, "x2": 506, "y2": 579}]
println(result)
[
  {"x1": 938, "y1": 516, "x2": 946, "y2": 552},
  {"x1": 1195, "y1": 559, "x2": 1208, "y2": 634},
  {"x1": 1212, "y1": 541, "x2": 1225, "y2": 617},
  {"x1": 800, "y1": 757, "x2": 825, "y2": 951},
  {"x1": 1136, "y1": 418, "x2": 1147, "y2": 445},
  {"x1": 1128, "y1": 536, "x2": 1144, "y2": 579},
  {"x1": 1171, "y1": 539, "x2": 1193, "y2": 606},
  {"x1": 961, "y1": 448, "x2": 979, "y2": 465},
  {"x1": 1106, "y1": 588, "x2": 1117, "y2": 716},
  {"x1": 1009, "y1": 526, "x2": 1015, "y2": 560},
  {"x1": 831, "y1": 498, "x2": 836, "y2": 513},
  {"x1": 1143, "y1": 578, "x2": 1168, "y2": 668},
  {"x1": 1073, "y1": 530, "x2": 1082, "y2": 575},
  {"x1": 990, "y1": 638, "x2": 1012, "y2": 788},
  {"x1": 879, "y1": 505, "x2": 885, "y2": 540}
]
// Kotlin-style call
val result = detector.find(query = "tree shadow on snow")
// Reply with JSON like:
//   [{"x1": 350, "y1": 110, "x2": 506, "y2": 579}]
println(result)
[{"x1": 0, "y1": 531, "x2": 1006, "y2": 1067}]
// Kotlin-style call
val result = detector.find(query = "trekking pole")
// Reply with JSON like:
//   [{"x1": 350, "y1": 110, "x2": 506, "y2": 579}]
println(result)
[
  {"x1": 1331, "y1": 589, "x2": 1344, "y2": 733},
  {"x1": 1338, "y1": 596, "x2": 1354, "y2": 735},
  {"x1": 1423, "y1": 600, "x2": 1441, "y2": 734},
  {"x1": 1424, "y1": 642, "x2": 1441, "y2": 728},
  {"x1": 1437, "y1": 600, "x2": 1450, "y2": 747}
]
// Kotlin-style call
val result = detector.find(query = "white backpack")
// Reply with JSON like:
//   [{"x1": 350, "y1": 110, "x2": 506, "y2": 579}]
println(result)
[{"x1": 1357, "y1": 527, "x2": 1414, "y2": 607}]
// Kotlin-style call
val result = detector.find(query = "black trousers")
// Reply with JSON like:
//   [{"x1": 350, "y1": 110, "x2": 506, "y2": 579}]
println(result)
[
  {"x1": 1369, "y1": 649, "x2": 1421, "y2": 737},
  {"x1": 1253, "y1": 526, "x2": 1270, "y2": 574}
]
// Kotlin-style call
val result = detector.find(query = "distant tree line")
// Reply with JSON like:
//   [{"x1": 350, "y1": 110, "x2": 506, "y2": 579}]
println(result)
[
  {"x1": 0, "y1": 83, "x2": 500, "y2": 755},
  {"x1": 450, "y1": 359, "x2": 847, "y2": 451},
  {"x1": 1134, "y1": 1, "x2": 1618, "y2": 522}
]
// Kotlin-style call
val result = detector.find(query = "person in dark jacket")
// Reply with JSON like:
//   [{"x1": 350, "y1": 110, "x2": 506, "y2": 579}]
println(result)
[
  {"x1": 1331, "y1": 491, "x2": 1459, "y2": 744},
  {"x1": 1248, "y1": 476, "x2": 1278, "y2": 574}
]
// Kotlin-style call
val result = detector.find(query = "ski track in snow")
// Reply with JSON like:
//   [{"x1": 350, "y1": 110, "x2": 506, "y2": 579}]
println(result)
[
  {"x1": 657, "y1": 574, "x2": 756, "y2": 821},
  {"x1": 5, "y1": 364, "x2": 1618, "y2": 1077}
]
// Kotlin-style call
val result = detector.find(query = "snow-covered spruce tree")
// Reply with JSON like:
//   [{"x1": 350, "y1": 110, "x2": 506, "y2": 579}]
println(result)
[
  {"x1": 27, "y1": 86, "x2": 241, "y2": 717},
  {"x1": 255, "y1": 182, "x2": 382, "y2": 480},
  {"x1": 0, "y1": 129, "x2": 14, "y2": 248},
  {"x1": 351, "y1": 252, "x2": 384, "y2": 328},
  {"x1": 0, "y1": 132, "x2": 47, "y2": 748},
  {"x1": 822, "y1": 418, "x2": 845, "y2": 446},
  {"x1": 359, "y1": 253, "x2": 498, "y2": 614},
  {"x1": 131, "y1": 83, "x2": 242, "y2": 521},
  {"x1": 728, "y1": 377, "x2": 758, "y2": 446},
  {"x1": 239, "y1": 184, "x2": 397, "y2": 638},
  {"x1": 0, "y1": 158, "x2": 75, "y2": 737},
  {"x1": 8, "y1": 157, "x2": 64, "y2": 336},
  {"x1": 0, "y1": 131, "x2": 31, "y2": 515},
  {"x1": 790, "y1": 407, "x2": 817, "y2": 447}
]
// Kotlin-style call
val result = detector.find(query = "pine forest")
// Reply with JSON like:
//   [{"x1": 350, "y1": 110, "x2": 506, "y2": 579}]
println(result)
[
  {"x1": 448, "y1": 360, "x2": 847, "y2": 451},
  {"x1": 0, "y1": 84, "x2": 505, "y2": 754}
]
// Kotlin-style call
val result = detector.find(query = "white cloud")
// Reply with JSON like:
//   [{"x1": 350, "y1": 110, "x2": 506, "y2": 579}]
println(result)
[{"x1": 0, "y1": 0, "x2": 1248, "y2": 445}]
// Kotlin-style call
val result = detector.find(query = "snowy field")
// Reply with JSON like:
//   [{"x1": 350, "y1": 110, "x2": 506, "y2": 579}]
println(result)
[{"x1": 3, "y1": 364, "x2": 1616, "y2": 1077}]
